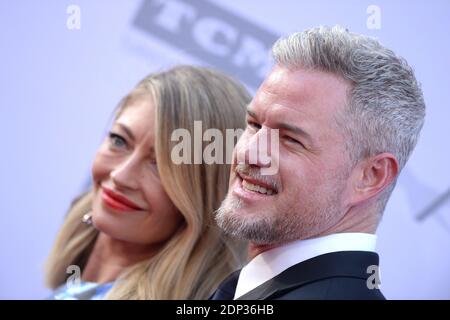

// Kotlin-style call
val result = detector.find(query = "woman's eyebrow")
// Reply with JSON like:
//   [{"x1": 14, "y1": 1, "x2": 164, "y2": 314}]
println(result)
[{"x1": 116, "y1": 123, "x2": 135, "y2": 141}]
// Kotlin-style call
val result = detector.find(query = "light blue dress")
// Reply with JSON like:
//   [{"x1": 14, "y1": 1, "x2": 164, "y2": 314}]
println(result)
[{"x1": 49, "y1": 281, "x2": 114, "y2": 300}]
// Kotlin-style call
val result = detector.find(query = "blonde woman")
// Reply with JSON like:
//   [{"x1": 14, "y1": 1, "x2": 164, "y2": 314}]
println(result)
[{"x1": 46, "y1": 65, "x2": 251, "y2": 299}]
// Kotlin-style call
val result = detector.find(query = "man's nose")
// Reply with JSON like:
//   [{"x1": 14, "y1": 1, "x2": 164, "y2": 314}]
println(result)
[
  {"x1": 237, "y1": 127, "x2": 278, "y2": 168},
  {"x1": 110, "y1": 155, "x2": 141, "y2": 190}
]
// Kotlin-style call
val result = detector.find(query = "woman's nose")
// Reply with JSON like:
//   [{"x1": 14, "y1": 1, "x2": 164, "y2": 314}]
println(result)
[{"x1": 110, "y1": 156, "x2": 141, "y2": 190}]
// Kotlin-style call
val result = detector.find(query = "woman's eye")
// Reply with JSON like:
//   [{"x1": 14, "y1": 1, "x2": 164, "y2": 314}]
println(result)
[
  {"x1": 108, "y1": 132, "x2": 127, "y2": 149},
  {"x1": 148, "y1": 158, "x2": 159, "y2": 177}
]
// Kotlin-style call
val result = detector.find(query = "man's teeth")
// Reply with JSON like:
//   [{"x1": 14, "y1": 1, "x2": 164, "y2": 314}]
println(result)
[{"x1": 242, "y1": 180, "x2": 274, "y2": 195}]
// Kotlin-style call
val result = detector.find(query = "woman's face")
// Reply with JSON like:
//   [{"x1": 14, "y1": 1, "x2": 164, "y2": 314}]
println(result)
[{"x1": 91, "y1": 97, "x2": 184, "y2": 245}]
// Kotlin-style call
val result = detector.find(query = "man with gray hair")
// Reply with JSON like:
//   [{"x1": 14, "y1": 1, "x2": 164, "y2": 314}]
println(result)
[{"x1": 211, "y1": 26, "x2": 425, "y2": 300}]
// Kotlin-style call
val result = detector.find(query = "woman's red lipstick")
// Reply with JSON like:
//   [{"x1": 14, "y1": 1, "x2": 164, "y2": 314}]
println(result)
[{"x1": 101, "y1": 187, "x2": 143, "y2": 212}]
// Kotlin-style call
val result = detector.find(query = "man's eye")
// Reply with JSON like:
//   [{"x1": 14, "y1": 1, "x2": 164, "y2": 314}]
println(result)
[
  {"x1": 247, "y1": 121, "x2": 261, "y2": 130},
  {"x1": 108, "y1": 133, "x2": 127, "y2": 148},
  {"x1": 284, "y1": 136, "x2": 304, "y2": 148}
]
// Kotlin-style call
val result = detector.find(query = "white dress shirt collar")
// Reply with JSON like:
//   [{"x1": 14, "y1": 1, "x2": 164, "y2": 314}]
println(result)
[{"x1": 234, "y1": 232, "x2": 377, "y2": 299}]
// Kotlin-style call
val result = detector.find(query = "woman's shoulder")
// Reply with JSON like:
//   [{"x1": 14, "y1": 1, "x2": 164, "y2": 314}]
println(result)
[{"x1": 48, "y1": 281, "x2": 114, "y2": 300}]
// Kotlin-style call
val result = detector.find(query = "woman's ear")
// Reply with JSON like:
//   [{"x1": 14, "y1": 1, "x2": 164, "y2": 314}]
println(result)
[{"x1": 349, "y1": 152, "x2": 399, "y2": 206}]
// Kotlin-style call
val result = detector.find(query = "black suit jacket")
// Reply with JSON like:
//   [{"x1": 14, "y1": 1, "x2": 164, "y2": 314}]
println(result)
[{"x1": 235, "y1": 251, "x2": 385, "y2": 300}]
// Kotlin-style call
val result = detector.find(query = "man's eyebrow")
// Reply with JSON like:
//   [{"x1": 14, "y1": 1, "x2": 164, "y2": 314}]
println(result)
[
  {"x1": 116, "y1": 123, "x2": 135, "y2": 141},
  {"x1": 247, "y1": 106, "x2": 313, "y2": 144},
  {"x1": 275, "y1": 121, "x2": 314, "y2": 145}
]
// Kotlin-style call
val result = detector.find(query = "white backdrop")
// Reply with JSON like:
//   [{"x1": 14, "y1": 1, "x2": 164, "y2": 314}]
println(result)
[{"x1": 1, "y1": 0, "x2": 449, "y2": 299}]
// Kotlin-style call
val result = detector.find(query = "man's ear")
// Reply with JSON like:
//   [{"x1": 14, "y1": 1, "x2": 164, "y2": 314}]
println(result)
[{"x1": 349, "y1": 152, "x2": 399, "y2": 206}]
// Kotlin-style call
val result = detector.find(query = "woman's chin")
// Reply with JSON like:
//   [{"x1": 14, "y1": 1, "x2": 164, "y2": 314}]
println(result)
[{"x1": 91, "y1": 211, "x2": 121, "y2": 238}]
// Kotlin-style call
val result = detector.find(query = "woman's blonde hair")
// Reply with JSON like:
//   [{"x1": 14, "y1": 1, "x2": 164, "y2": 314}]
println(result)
[{"x1": 45, "y1": 65, "x2": 251, "y2": 299}]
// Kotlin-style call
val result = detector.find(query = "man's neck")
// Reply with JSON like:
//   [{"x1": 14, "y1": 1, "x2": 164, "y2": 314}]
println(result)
[
  {"x1": 248, "y1": 207, "x2": 378, "y2": 260},
  {"x1": 81, "y1": 232, "x2": 161, "y2": 284},
  {"x1": 248, "y1": 243, "x2": 278, "y2": 261}
]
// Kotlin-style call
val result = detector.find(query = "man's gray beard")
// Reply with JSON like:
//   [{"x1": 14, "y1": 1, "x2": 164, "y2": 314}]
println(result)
[{"x1": 214, "y1": 194, "x2": 301, "y2": 245}]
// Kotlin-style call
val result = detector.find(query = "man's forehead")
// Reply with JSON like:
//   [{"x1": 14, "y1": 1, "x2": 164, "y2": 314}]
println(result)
[
  {"x1": 253, "y1": 66, "x2": 350, "y2": 121},
  {"x1": 249, "y1": 92, "x2": 311, "y2": 134}
]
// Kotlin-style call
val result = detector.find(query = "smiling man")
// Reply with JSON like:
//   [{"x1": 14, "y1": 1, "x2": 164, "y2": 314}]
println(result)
[{"x1": 212, "y1": 26, "x2": 425, "y2": 300}]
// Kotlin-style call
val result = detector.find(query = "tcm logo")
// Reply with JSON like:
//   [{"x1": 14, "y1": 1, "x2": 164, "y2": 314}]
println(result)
[{"x1": 133, "y1": 0, "x2": 279, "y2": 88}]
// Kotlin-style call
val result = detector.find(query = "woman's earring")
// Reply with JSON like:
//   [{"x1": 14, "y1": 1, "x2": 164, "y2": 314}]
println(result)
[{"x1": 82, "y1": 213, "x2": 93, "y2": 225}]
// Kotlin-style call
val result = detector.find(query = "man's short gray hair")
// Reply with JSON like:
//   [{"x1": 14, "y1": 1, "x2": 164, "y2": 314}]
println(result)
[{"x1": 272, "y1": 26, "x2": 425, "y2": 213}]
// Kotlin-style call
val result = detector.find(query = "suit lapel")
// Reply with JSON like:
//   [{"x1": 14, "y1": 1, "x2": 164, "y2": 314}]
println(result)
[
  {"x1": 209, "y1": 269, "x2": 241, "y2": 300},
  {"x1": 237, "y1": 251, "x2": 379, "y2": 300}
]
